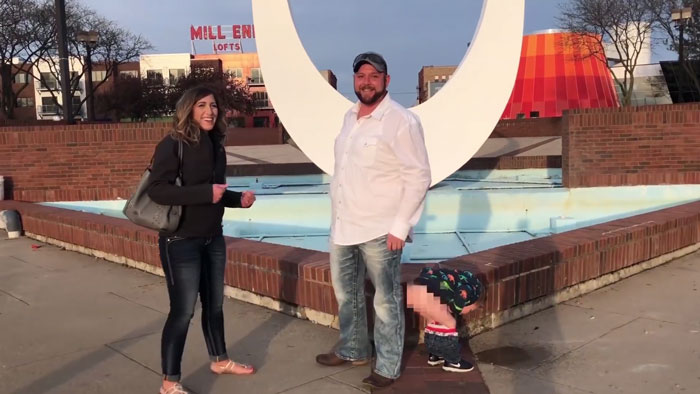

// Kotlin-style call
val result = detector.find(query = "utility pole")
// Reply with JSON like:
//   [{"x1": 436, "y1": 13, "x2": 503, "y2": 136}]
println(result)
[
  {"x1": 77, "y1": 31, "x2": 99, "y2": 121},
  {"x1": 672, "y1": 7, "x2": 693, "y2": 103},
  {"x1": 55, "y1": 0, "x2": 73, "y2": 123}
]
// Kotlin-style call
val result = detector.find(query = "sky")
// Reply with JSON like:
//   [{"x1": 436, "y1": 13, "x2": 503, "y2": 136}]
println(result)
[{"x1": 80, "y1": 0, "x2": 676, "y2": 107}]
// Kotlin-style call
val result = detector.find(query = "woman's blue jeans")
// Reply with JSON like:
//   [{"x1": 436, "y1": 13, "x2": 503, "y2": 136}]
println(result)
[
  {"x1": 158, "y1": 234, "x2": 228, "y2": 382},
  {"x1": 330, "y1": 235, "x2": 404, "y2": 379}
]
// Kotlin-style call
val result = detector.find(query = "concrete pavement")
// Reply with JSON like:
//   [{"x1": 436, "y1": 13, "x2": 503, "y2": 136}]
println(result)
[
  {"x1": 473, "y1": 250, "x2": 700, "y2": 394},
  {"x1": 0, "y1": 234, "x2": 372, "y2": 394},
  {"x1": 1, "y1": 231, "x2": 698, "y2": 393},
  {"x1": 224, "y1": 137, "x2": 562, "y2": 166}
]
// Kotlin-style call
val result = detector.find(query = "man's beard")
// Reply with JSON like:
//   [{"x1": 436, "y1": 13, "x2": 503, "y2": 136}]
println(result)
[{"x1": 355, "y1": 86, "x2": 387, "y2": 105}]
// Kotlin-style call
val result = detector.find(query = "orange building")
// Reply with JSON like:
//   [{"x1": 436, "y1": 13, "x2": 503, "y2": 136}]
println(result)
[
  {"x1": 418, "y1": 30, "x2": 620, "y2": 119},
  {"x1": 502, "y1": 30, "x2": 619, "y2": 119}
]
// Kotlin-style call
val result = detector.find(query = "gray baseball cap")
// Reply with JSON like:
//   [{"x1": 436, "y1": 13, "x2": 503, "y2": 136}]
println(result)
[{"x1": 353, "y1": 52, "x2": 388, "y2": 74}]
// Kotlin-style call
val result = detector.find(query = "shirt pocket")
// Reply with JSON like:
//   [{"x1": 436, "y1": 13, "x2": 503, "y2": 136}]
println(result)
[{"x1": 356, "y1": 136, "x2": 379, "y2": 165}]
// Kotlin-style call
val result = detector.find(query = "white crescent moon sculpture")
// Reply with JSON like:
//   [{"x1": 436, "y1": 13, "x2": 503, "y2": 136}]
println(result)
[{"x1": 253, "y1": 0, "x2": 525, "y2": 185}]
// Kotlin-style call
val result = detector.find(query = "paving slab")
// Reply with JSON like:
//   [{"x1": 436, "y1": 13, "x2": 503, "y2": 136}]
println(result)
[
  {"x1": 565, "y1": 253, "x2": 700, "y2": 327},
  {"x1": 281, "y1": 377, "x2": 366, "y2": 394},
  {"x1": 531, "y1": 318, "x2": 700, "y2": 394},
  {"x1": 225, "y1": 138, "x2": 563, "y2": 168},
  {"x1": 471, "y1": 304, "x2": 635, "y2": 370},
  {"x1": 0, "y1": 346, "x2": 157, "y2": 394},
  {"x1": 473, "y1": 250, "x2": 700, "y2": 394},
  {"x1": 476, "y1": 363, "x2": 593, "y2": 394}
]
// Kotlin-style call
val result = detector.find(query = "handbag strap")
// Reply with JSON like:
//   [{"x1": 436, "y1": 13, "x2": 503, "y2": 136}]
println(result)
[
  {"x1": 147, "y1": 138, "x2": 184, "y2": 182},
  {"x1": 177, "y1": 138, "x2": 183, "y2": 180}
]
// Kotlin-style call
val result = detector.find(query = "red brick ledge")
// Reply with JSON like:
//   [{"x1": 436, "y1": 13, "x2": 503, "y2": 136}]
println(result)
[{"x1": 1, "y1": 199, "x2": 698, "y2": 326}]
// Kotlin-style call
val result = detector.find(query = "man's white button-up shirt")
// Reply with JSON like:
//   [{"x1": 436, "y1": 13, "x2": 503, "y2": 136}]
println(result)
[{"x1": 330, "y1": 94, "x2": 431, "y2": 246}]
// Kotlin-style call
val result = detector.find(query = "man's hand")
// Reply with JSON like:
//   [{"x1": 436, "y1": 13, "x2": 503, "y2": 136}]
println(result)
[
  {"x1": 387, "y1": 233, "x2": 405, "y2": 251},
  {"x1": 212, "y1": 184, "x2": 228, "y2": 203},
  {"x1": 240, "y1": 190, "x2": 256, "y2": 208}
]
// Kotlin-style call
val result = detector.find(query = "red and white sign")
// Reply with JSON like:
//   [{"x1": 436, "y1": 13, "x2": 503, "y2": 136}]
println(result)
[
  {"x1": 190, "y1": 25, "x2": 255, "y2": 40},
  {"x1": 190, "y1": 25, "x2": 255, "y2": 53}
]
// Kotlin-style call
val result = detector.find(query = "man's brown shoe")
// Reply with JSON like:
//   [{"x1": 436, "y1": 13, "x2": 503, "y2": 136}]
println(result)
[
  {"x1": 315, "y1": 352, "x2": 369, "y2": 366},
  {"x1": 362, "y1": 372, "x2": 395, "y2": 388}
]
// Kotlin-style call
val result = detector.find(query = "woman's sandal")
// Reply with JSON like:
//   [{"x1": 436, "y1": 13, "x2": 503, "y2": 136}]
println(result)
[
  {"x1": 159, "y1": 382, "x2": 189, "y2": 394},
  {"x1": 210, "y1": 360, "x2": 256, "y2": 375}
]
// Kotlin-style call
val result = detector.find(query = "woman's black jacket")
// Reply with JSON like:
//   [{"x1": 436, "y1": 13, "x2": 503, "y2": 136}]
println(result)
[{"x1": 146, "y1": 131, "x2": 242, "y2": 237}]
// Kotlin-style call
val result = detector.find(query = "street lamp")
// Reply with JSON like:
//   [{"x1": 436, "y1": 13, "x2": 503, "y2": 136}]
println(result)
[
  {"x1": 76, "y1": 30, "x2": 99, "y2": 121},
  {"x1": 672, "y1": 7, "x2": 693, "y2": 64}
]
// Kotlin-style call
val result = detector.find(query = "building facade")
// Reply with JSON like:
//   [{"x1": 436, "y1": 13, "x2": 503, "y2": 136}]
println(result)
[
  {"x1": 3, "y1": 59, "x2": 37, "y2": 121},
  {"x1": 3, "y1": 52, "x2": 337, "y2": 125},
  {"x1": 139, "y1": 53, "x2": 191, "y2": 86},
  {"x1": 193, "y1": 53, "x2": 274, "y2": 127}
]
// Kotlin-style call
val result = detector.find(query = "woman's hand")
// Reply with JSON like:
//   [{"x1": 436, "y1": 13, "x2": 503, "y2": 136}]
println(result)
[
  {"x1": 241, "y1": 190, "x2": 256, "y2": 208},
  {"x1": 213, "y1": 184, "x2": 228, "y2": 203}
]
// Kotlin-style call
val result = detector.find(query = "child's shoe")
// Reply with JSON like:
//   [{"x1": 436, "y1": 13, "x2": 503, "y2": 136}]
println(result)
[
  {"x1": 427, "y1": 353, "x2": 445, "y2": 366},
  {"x1": 442, "y1": 359, "x2": 475, "y2": 373}
]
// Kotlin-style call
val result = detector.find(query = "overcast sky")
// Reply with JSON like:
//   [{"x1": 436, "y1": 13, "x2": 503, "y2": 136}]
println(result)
[{"x1": 80, "y1": 0, "x2": 676, "y2": 107}]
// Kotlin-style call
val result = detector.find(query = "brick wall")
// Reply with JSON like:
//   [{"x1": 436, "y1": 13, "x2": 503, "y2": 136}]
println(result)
[
  {"x1": 224, "y1": 127, "x2": 283, "y2": 146},
  {"x1": 0, "y1": 122, "x2": 287, "y2": 202},
  {"x1": 490, "y1": 117, "x2": 562, "y2": 138},
  {"x1": 0, "y1": 122, "x2": 171, "y2": 201},
  {"x1": 563, "y1": 105, "x2": 700, "y2": 187}
]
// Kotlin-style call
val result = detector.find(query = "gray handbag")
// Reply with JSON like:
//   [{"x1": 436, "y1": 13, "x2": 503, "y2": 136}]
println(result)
[{"x1": 123, "y1": 139, "x2": 183, "y2": 232}]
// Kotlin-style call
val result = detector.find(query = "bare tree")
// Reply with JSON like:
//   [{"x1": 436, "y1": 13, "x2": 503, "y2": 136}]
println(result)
[
  {"x1": 559, "y1": 0, "x2": 659, "y2": 106},
  {"x1": 33, "y1": 1, "x2": 151, "y2": 118},
  {"x1": 170, "y1": 67, "x2": 255, "y2": 119},
  {"x1": 647, "y1": 0, "x2": 700, "y2": 100},
  {"x1": 0, "y1": 0, "x2": 53, "y2": 119}
]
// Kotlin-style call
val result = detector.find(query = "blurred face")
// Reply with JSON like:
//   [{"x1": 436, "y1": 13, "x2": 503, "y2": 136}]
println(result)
[
  {"x1": 354, "y1": 63, "x2": 390, "y2": 105},
  {"x1": 192, "y1": 94, "x2": 218, "y2": 131}
]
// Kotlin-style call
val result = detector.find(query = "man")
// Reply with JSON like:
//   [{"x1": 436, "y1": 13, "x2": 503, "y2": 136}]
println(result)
[{"x1": 315, "y1": 52, "x2": 431, "y2": 388}]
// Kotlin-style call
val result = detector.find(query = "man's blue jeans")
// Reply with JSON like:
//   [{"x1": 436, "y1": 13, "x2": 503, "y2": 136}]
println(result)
[{"x1": 330, "y1": 235, "x2": 404, "y2": 379}]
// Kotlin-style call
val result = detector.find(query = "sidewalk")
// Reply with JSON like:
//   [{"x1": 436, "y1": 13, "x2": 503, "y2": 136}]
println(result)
[
  {"x1": 1, "y1": 232, "x2": 698, "y2": 393},
  {"x1": 224, "y1": 137, "x2": 562, "y2": 166},
  {"x1": 0, "y1": 235, "x2": 372, "y2": 394},
  {"x1": 473, "y1": 250, "x2": 700, "y2": 394}
]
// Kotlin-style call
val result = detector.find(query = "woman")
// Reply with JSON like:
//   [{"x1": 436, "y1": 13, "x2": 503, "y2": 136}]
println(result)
[{"x1": 147, "y1": 86, "x2": 256, "y2": 394}]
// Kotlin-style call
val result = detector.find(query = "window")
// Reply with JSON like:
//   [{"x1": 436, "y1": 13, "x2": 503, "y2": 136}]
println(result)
[
  {"x1": 250, "y1": 68, "x2": 264, "y2": 84},
  {"x1": 229, "y1": 117, "x2": 245, "y2": 127},
  {"x1": 530, "y1": 111, "x2": 540, "y2": 118},
  {"x1": 253, "y1": 116, "x2": 270, "y2": 128},
  {"x1": 169, "y1": 69, "x2": 185, "y2": 84},
  {"x1": 252, "y1": 91, "x2": 269, "y2": 108},
  {"x1": 119, "y1": 70, "x2": 138, "y2": 78},
  {"x1": 70, "y1": 71, "x2": 80, "y2": 90},
  {"x1": 91, "y1": 70, "x2": 107, "y2": 82},
  {"x1": 72, "y1": 96, "x2": 83, "y2": 112},
  {"x1": 15, "y1": 97, "x2": 34, "y2": 107},
  {"x1": 41, "y1": 97, "x2": 58, "y2": 114},
  {"x1": 226, "y1": 68, "x2": 243, "y2": 78},
  {"x1": 516, "y1": 113, "x2": 526, "y2": 119},
  {"x1": 40, "y1": 72, "x2": 58, "y2": 90},
  {"x1": 146, "y1": 69, "x2": 163, "y2": 83},
  {"x1": 14, "y1": 72, "x2": 29, "y2": 84}
]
